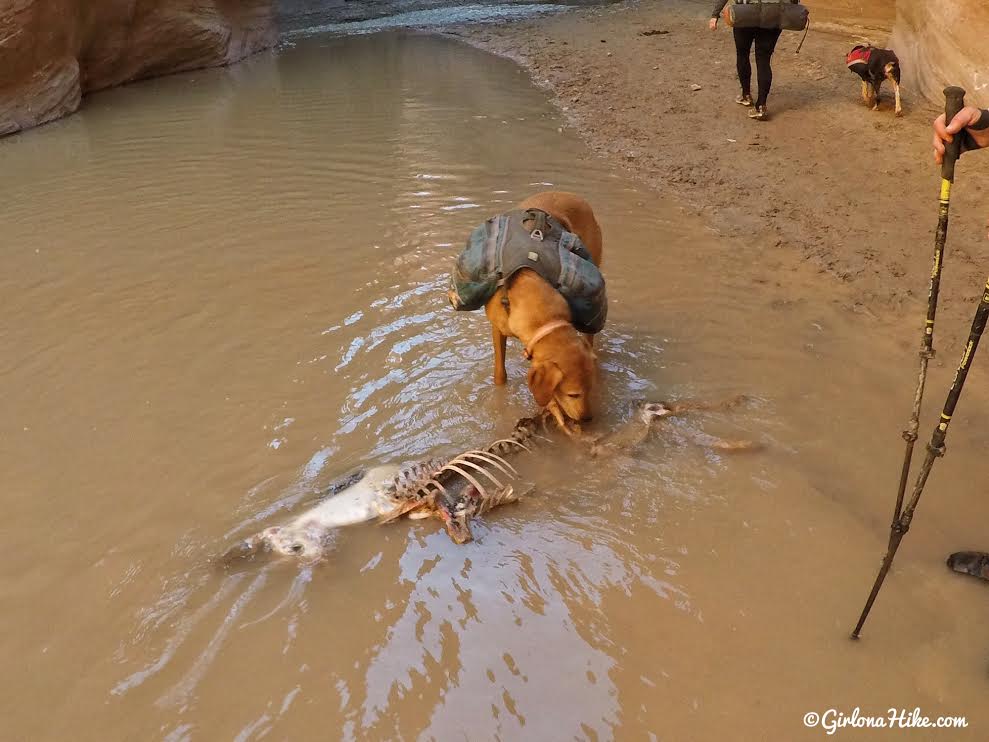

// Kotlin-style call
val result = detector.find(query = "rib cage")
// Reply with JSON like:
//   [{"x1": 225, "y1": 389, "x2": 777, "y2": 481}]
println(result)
[{"x1": 376, "y1": 415, "x2": 544, "y2": 537}]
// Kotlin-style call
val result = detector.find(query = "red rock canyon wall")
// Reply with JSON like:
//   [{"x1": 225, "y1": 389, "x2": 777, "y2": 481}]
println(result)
[
  {"x1": 891, "y1": 0, "x2": 989, "y2": 109},
  {"x1": 0, "y1": 0, "x2": 276, "y2": 135}
]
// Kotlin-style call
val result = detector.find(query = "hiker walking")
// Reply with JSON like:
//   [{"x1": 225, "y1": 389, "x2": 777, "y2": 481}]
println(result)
[{"x1": 709, "y1": 1, "x2": 783, "y2": 121}]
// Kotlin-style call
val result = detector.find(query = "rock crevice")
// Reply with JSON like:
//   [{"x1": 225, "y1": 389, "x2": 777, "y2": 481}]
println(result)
[
  {"x1": 0, "y1": 0, "x2": 276, "y2": 136},
  {"x1": 891, "y1": 0, "x2": 988, "y2": 108}
]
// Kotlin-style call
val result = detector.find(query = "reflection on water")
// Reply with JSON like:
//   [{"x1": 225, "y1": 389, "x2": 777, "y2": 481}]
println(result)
[
  {"x1": 284, "y1": 3, "x2": 568, "y2": 37},
  {"x1": 2, "y1": 30, "x2": 989, "y2": 741},
  {"x1": 275, "y1": 0, "x2": 620, "y2": 34}
]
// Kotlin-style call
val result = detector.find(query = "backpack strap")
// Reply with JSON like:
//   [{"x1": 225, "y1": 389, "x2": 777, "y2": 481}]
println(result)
[{"x1": 521, "y1": 208, "x2": 551, "y2": 242}]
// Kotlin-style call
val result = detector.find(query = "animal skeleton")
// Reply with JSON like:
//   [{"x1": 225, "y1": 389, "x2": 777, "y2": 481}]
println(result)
[
  {"x1": 221, "y1": 415, "x2": 547, "y2": 563},
  {"x1": 221, "y1": 398, "x2": 758, "y2": 563}
]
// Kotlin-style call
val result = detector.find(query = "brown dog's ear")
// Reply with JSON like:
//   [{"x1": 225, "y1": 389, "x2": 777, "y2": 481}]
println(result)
[{"x1": 527, "y1": 361, "x2": 564, "y2": 407}]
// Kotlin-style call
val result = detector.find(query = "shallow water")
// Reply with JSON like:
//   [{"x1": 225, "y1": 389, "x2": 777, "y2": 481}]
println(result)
[
  {"x1": 2, "y1": 30, "x2": 989, "y2": 741},
  {"x1": 276, "y1": 0, "x2": 616, "y2": 34},
  {"x1": 284, "y1": 3, "x2": 567, "y2": 37}
]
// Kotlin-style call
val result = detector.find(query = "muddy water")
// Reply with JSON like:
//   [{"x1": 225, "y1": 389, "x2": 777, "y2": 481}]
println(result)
[
  {"x1": 276, "y1": 0, "x2": 618, "y2": 34},
  {"x1": 3, "y1": 31, "x2": 989, "y2": 741}
]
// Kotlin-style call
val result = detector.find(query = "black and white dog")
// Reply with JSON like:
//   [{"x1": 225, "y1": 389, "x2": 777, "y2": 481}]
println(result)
[{"x1": 847, "y1": 45, "x2": 902, "y2": 116}]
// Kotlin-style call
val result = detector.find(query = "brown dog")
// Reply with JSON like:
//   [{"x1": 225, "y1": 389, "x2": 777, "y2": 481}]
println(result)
[{"x1": 483, "y1": 191, "x2": 603, "y2": 426}]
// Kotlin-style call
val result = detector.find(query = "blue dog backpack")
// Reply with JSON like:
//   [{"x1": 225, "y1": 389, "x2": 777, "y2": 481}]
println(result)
[{"x1": 447, "y1": 208, "x2": 608, "y2": 335}]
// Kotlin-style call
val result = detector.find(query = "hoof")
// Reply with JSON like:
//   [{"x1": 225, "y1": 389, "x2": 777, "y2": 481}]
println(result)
[
  {"x1": 218, "y1": 535, "x2": 267, "y2": 565},
  {"x1": 638, "y1": 401, "x2": 671, "y2": 423}
]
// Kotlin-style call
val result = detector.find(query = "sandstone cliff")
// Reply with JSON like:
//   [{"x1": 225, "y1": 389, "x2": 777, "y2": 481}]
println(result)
[
  {"x1": 3, "y1": 0, "x2": 987, "y2": 137},
  {"x1": 891, "y1": 0, "x2": 989, "y2": 109},
  {"x1": 0, "y1": 0, "x2": 276, "y2": 136}
]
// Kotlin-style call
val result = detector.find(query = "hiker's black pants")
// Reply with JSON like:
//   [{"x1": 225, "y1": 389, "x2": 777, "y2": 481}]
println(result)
[{"x1": 733, "y1": 27, "x2": 783, "y2": 107}]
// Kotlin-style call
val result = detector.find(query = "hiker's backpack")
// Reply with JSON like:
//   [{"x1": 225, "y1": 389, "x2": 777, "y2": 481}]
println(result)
[{"x1": 722, "y1": 0, "x2": 809, "y2": 31}]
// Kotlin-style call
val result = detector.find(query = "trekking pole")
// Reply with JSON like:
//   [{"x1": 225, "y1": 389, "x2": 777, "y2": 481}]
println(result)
[
  {"x1": 890, "y1": 86, "x2": 967, "y2": 527},
  {"x1": 850, "y1": 88, "x2": 968, "y2": 640},
  {"x1": 852, "y1": 272, "x2": 989, "y2": 639}
]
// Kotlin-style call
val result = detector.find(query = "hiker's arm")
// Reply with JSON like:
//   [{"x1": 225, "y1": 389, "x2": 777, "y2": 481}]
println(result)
[
  {"x1": 710, "y1": 0, "x2": 728, "y2": 28},
  {"x1": 933, "y1": 107, "x2": 989, "y2": 164}
]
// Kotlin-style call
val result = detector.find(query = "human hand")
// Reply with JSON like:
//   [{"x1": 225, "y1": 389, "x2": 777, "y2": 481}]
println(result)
[
  {"x1": 708, "y1": 17, "x2": 718, "y2": 31},
  {"x1": 933, "y1": 107, "x2": 989, "y2": 164}
]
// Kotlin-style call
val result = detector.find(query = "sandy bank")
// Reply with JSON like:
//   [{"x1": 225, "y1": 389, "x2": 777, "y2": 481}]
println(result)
[{"x1": 454, "y1": 0, "x2": 989, "y2": 351}]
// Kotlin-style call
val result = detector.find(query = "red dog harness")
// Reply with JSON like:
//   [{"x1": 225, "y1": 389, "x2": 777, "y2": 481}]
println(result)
[{"x1": 846, "y1": 45, "x2": 872, "y2": 70}]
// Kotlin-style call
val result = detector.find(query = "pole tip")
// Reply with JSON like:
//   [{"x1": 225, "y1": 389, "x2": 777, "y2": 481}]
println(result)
[{"x1": 849, "y1": 631, "x2": 861, "y2": 641}]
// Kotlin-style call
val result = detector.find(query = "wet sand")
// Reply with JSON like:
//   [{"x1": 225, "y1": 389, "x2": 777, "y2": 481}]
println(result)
[{"x1": 457, "y1": 0, "x2": 989, "y2": 353}]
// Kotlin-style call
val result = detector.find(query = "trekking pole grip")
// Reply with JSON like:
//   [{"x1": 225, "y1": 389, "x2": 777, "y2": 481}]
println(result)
[{"x1": 942, "y1": 86, "x2": 967, "y2": 182}]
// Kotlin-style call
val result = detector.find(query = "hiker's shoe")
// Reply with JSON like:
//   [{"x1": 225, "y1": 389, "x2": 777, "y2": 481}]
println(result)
[
  {"x1": 749, "y1": 105, "x2": 768, "y2": 120},
  {"x1": 735, "y1": 94, "x2": 753, "y2": 107}
]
